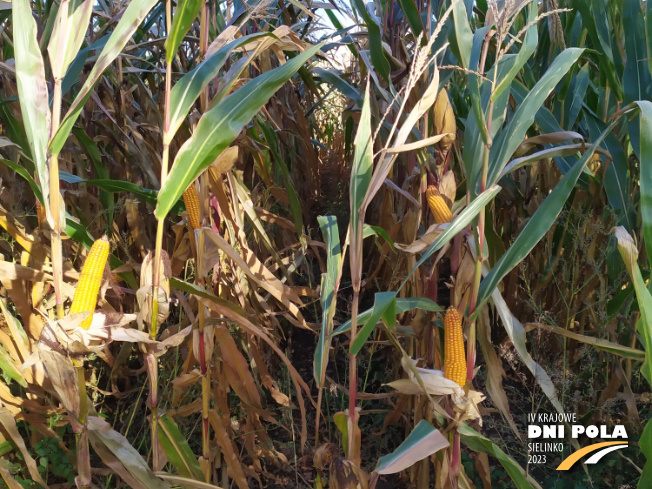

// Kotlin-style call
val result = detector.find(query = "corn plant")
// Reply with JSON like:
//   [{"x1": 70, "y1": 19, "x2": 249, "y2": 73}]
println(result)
[{"x1": 0, "y1": 0, "x2": 651, "y2": 488}]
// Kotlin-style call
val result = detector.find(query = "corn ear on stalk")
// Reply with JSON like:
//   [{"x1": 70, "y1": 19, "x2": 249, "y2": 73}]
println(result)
[
  {"x1": 69, "y1": 236, "x2": 110, "y2": 330},
  {"x1": 426, "y1": 185, "x2": 452, "y2": 224},
  {"x1": 444, "y1": 306, "x2": 466, "y2": 387},
  {"x1": 433, "y1": 88, "x2": 456, "y2": 153},
  {"x1": 183, "y1": 184, "x2": 200, "y2": 230}
]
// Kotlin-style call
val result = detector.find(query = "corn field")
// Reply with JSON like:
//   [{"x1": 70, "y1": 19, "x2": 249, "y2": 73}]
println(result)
[{"x1": 0, "y1": 0, "x2": 651, "y2": 487}]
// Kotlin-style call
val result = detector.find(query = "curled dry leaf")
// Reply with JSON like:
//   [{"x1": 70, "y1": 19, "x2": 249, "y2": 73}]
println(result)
[
  {"x1": 330, "y1": 458, "x2": 369, "y2": 489},
  {"x1": 438, "y1": 170, "x2": 457, "y2": 207},
  {"x1": 386, "y1": 357, "x2": 485, "y2": 423},
  {"x1": 395, "y1": 223, "x2": 448, "y2": 253},
  {"x1": 0, "y1": 407, "x2": 48, "y2": 487},
  {"x1": 32, "y1": 311, "x2": 189, "y2": 358},
  {"x1": 314, "y1": 442, "x2": 339, "y2": 471}
]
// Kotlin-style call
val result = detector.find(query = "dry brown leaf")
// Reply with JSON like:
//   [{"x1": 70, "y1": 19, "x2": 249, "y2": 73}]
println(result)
[
  {"x1": 37, "y1": 335, "x2": 80, "y2": 417},
  {"x1": 209, "y1": 410, "x2": 249, "y2": 489},
  {"x1": 250, "y1": 340, "x2": 290, "y2": 407},
  {"x1": 213, "y1": 325, "x2": 263, "y2": 408},
  {"x1": 395, "y1": 223, "x2": 448, "y2": 253},
  {"x1": 438, "y1": 170, "x2": 456, "y2": 207},
  {"x1": 87, "y1": 416, "x2": 170, "y2": 489},
  {"x1": 202, "y1": 228, "x2": 308, "y2": 328},
  {"x1": 211, "y1": 146, "x2": 238, "y2": 175},
  {"x1": 197, "y1": 296, "x2": 310, "y2": 450},
  {"x1": 0, "y1": 459, "x2": 25, "y2": 489},
  {"x1": 0, "y1": 407, "x2": 48, "y2": 487},
  {"x1": 387, "y1": 357, "x2": 484, "y2": 423}
]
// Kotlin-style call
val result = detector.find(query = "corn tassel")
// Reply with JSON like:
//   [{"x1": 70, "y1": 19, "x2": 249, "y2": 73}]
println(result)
[
  {"x1": 444, "y1": 306, "x2": 466, "y2": 387},
  {"x1": 69, "y1": 236, "x2": 110, "y2": 330},
  {"x1": 426, "y1": 186, "x2": 452, "y2": 224},
  {"x1": 183, "y1": 184, "x2": 200, "y2": 230}
]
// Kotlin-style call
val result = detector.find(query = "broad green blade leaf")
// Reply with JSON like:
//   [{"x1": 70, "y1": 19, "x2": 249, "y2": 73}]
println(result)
[
  {"x1": 314, "y1": 215, "x2": 342, "y2": 386},
  {"x1": 73, "y1": 128, "x2": 114, "y2": 230},
  {"x1": 349, "y1": 81, "x2": 373, "y2": 289},
  {"x1": 59, "y1": 172, "x2": 184, "y2": 214},
  {"x1": 350, "y1": 291, "x2": 396, "y2": 355},
  {"x1": 167, "y1": 33, "x2": 270, "y2": 143},
  {"x1": 510, "y1": 81, "x2": 587, "y2": 182},
  {"x1": 376, "y1": 420, "x2": 449, "y2": 475},
  {"x1": 13, "y1": 0, "x2": 51, "y2": 222},
  {"x1": 48, "y1": 0, "x2": 93, "y2": 80},
  {"x1": 488, "y1": 48, "x2": 584, "y2": 186},
  {"x1": 396, "y1": 0, "x2": 423, "y2": 39},
  {"x1": 491, "y1": 1, "x2": 537, "y2": 102},
  {"x1": 624, "y1": 0, "x2": 652, "y2": 105},
  {"x1": 476, "y1": 120, "x2": 614, "y2": 312},
  {"x1": 613, "y1": 227, "x2": 652, "y2": 386},
  {"x1": 401, "y1": 185, "x2": 502, "y2": 288},
  {"x1": 313, "y1": 68, "x2": 363, "y2": 107},
  {"x1": 165, "y1": 0, "x2": 203, "y2": 64},
  {"x1": 459, "y1": 423, "x2": 542, "y2": 489},
  {"x1": 158, "y1": 413, "x2": 204, "y2": 480},
  {"x1": 637, "y1": 101, "x2": 652, "y2": 263},
  {"x1": 332, "y1": 297, "x2": 442, "y2": 337},
  {"x1": 585, "y1": 114, "x2": 634, "y2": 230},
  {"x1": 50, "y1": 0, "x2": 159, "y2": 155},
  {"x1": 566, "y1": 63, "x2": 590, "y2": 129},
  {"x1": 531, "y1": 323, "x2": 645, "y2": 361},
  {"x1": 451, "y1": 0, "x2": 472, "y2": 70},
  {"x1": 258, "y1": 119, "x2": 304, "y2": 239},
  {"x1": 351, "y1": 0, "x2": 390, "y2": 82},
  {"x1": 0, "y1": 297, "x2": 29, "y2": 357},
  {"x1": 0, "y1": 158, "x2": 43, "y2": 202},
  {"x1": 155, "y1": 43, "x2": 322, "y2": 219},
  {"x1": 639, "y1": 421, "x2": 652, "y2": 489},
  {"x1": 170, "y1": 278, "x2": 248, "y2": 317},
  {"x1": 648, "y1": 0, "x2": 652, "y2": 79},
  {"x1": 488, "y1": 276, "x2": 564, "y2": 416},
  {"x1": 623, "y1": 0, "x2": 652, "y2": 159},
  {"x1": 350, "y1": 83, "x2": 373, "y2": 221},
  {"x1": 0, "y1": 346, "x2": 26, "y2": 388}
]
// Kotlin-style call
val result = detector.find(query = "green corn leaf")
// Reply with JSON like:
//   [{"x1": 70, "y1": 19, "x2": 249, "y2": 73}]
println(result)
[
  {"x1": 376, "y1": 420, "x2": 449, "y2": 475},
  {"x1": 158, "y1": 414, "x2": 204, "y2": 481},
  {"x1": 155, "y1": 43, "x2": 322, "y2": 219},
  {"x1": 12, "y1": 0, "x2": 51, "y2": 222},
  {"x1": 476, "y1": 117, "x2": 617, "y2": 314},
  {"x1": 165, "y1": 0, "x2": 203, "y2": 64},
  {"x1": 50, "y1": 0, "x2": 159, "y2": 155},
  {"x1": 314, "y1": 215, "x2": 342, "y2": 387}
]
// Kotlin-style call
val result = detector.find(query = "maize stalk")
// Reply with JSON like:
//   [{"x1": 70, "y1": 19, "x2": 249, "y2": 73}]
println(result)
[
  {"x1": 69, "y1": 236, "x2": 110, "y2": 330},
  {"x1": 444, "y1": 306, "x2": 466, "y2": 387},
  {"x1": 183, "y1": 184, "x2": 200, "y2": 230},
  {"x1": 426, "y1": 185, "x2": 452, "y2": 224}
]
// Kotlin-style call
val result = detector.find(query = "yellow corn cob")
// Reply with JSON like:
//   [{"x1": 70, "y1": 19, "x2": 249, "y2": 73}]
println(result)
[
  {"x1": 69, "y1": 236, "x2": 110, "y2": 330},
  {"x1": 444, "y1": 306, "x2": 466, "y2": 387},
  {"x1": 183, "y1": 184, "x2": 200, "y2": 230},
  {"x1": 426, "y1": 186, "x2": 452, "y2": 224}
]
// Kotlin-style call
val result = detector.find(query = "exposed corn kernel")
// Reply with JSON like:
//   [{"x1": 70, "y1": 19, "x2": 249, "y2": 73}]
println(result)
[
  {"x1": 69, "y1": 236, "x2": 110, "y2": 330},
  {"x1": 183, "y1": 184, "x2": 200, "y2": 230},
  {"x1": 426, "y1": 185, "x2": 452, "y2": 224},
  {"x1": 444, "y1": 306, "x2": 466, "y2": 387}
]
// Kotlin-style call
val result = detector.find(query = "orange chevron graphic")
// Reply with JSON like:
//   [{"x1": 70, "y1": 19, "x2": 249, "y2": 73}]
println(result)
[{"x1": 556, "y1": 441, "x2": 628, "y2": 470}]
